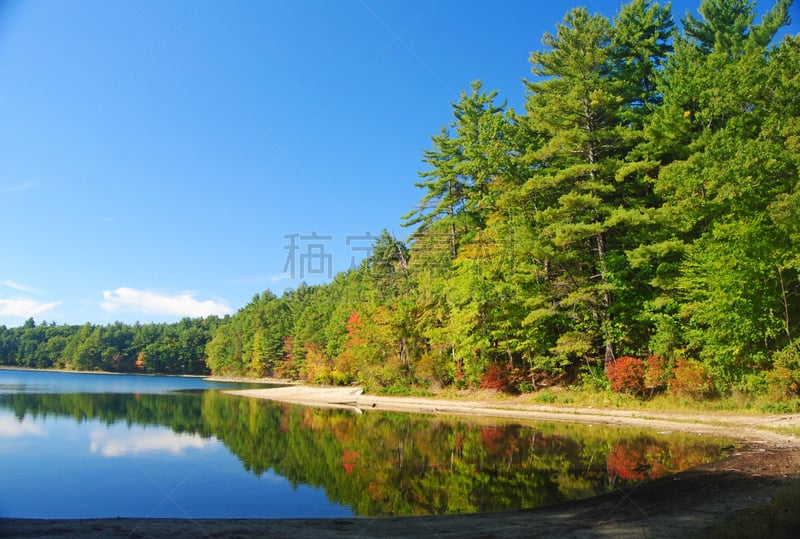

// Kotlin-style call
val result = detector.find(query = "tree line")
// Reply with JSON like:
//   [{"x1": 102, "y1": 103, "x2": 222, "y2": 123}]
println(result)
[
  {"x1": 2, "y1": 0, "x2": 799, "y2": 398},
  {"x1": 0, "y1": 317, "x2": 219, "y2": 374}
]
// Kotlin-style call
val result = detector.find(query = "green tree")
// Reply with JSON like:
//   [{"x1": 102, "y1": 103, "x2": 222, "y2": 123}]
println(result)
[
  {"x1": 523, "y1": 6, "x2": 666, "y2": 364},
  {"x1": 403, "y1": 80, "x2": 514, "y2": 257},
  {"x1": 633, "y1": 1, "x2": 797, "y2": 385},
  {"x1": 611, "y1": 0, "x2": 675, "y2": 128}
]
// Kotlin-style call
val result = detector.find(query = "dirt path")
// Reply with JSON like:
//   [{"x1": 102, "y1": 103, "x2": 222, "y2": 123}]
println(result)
[{"x1": 2, "y1": 386, "x2": 798, "y2": 538}]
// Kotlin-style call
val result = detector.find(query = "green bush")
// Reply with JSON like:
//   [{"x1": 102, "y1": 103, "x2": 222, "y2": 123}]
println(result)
[
  {"x1": 760, "y1": 398, "x2": 800, "y2": 414},
  {"x1": 533, "y1": 391, "x2": 557, "y2": 404},
  {"x1": 735, "y1": 372, "x2": 767, "y2": 396},
  {"x1": 580, "y1": 363, "x2": 610, "y2": 391},
  {"x1": 765, "y1": 341, "x2": 800, "y2": 398}
]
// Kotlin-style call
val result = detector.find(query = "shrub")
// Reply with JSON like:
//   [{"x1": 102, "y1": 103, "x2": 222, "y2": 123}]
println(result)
[
  {"x1": 534, "y1": 391, "x2": 557, "y2": 404},
  {"x1": 669, "y1": 359, "x2": 714, "y2": 399},
  {"x1": 478, "y1": 365, "x2": 534, "y2": 394},
  {"x1": 735, "y1": 372, "x2": 768, "y2": 396},
  {"x1": 480, "y1": 363, "x2": 510, "y2": 392},
  {"x1": 507, "y1": 366, "x2": 534, "y2": 393},
  {"x1": 760, "y1": 398, "x2": 800, "y2": 414},
  {"x1": 765, "y1": 341, "x2": 800, "y2": 398},
  {"x1": 382, "y1": 384, "x2": 411, "y2": 396},
  {"x1": 605, "y1": 356, "x2": 646, "y2": 395},
  {"x1": 644, "y1": 355, "x2": 670, "y2": 392},
  {"x1": 765, "y1": 366, "x2": 799, "y2": 399},
  {"x1": 516, "y1": 381, "x2": 534, "y2": 394},
  {"x1": 581, "y1": 362, "x2": 610, "y2": 391},
  {"x1": 330, "y1": 369, "x2": 353, "y2": 386}
]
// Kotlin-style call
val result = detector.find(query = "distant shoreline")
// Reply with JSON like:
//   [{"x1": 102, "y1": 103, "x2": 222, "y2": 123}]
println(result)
[
  {"x1": 0, "y1": 366, "x2": 254, "y2": 381},
  {"x1": 204, "y1": 374, "x2": 298, "y2": 385},
  {"x1": 0, "y1": 366, "x2": 207, "y2": 378}
]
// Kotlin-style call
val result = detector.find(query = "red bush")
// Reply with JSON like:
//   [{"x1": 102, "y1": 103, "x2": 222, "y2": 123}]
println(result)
[
  {"x1": 605, "y1": 356, "x2": 646, "y2": 395},
  {"x1": 644, "y1": 355, "x2": 670, "y2": 392},
  {"x1": 480, "y1": 363, "x2": 510, "y2": 391}
]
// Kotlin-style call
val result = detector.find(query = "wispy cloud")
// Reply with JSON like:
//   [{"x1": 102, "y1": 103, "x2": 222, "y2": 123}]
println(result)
[
  {"x1": 0, "y1": 298, "x2": 61, "y2": 318},
  {"x1": 3, "y1": 279, "x2": 42, "y2": 294},
  {"x1": 0, "y1": 181, "x2": 37, "y2": 193},
  {"x1": 101, "y1": 287, "x2": 232, "y2": 318}
]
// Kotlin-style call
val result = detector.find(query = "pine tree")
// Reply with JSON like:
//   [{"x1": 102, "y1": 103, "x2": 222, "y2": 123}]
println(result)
[
  {"x1": 524, "y1": 8, "x2": 634, "y2": 364},
  {"x1": 403, "y1": 80, "x2": 513, "y2": 257}
]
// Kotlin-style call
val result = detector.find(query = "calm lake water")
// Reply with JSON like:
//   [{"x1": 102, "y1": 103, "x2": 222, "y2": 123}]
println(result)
[{"x1": 0, "y1": 369, "x2": 730, "y2": 519}]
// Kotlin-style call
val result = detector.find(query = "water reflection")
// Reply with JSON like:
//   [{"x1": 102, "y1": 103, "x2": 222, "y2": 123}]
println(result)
[
  {"x1": 89, "y1": 425, "x2": 212, "y2": 457},
  {"x1": 0, "y1": 415, "x2": 45, "y2": 438},
  {"x1": 0, "y1": 386, "x2": 732, "y2": 518}
]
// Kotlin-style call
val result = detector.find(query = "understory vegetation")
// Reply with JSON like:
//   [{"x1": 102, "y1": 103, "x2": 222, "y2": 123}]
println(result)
[{"x1": 2, "y1": 0, "x2": 800, "y2": 404}]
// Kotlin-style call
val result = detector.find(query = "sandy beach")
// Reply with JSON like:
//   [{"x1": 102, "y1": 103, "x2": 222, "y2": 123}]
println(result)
[
  {"x1": 2, "y1": 385, "x2": 798, "y2": 538},
  {"x1": 228, "y1": 385, "x2": 800, "y2": 443}
]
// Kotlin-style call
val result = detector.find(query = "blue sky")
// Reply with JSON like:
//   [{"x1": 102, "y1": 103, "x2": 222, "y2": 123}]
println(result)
[{"x1": 0, "y1": 0, "x2": 797, "y2": 327}]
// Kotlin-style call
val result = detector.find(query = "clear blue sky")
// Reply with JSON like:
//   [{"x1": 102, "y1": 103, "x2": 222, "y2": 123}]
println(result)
[{"x1": 0, "y1": 0, "x2": 797, "y2": 327}]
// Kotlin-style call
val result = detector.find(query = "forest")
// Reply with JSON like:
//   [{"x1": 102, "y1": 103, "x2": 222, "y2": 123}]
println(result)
[
  {"x1": 0, "y1": 317, "x2": 218, "y2": 374},
  {"x1": 2, "y1": 0, "x2": 799, "y2": 400}
]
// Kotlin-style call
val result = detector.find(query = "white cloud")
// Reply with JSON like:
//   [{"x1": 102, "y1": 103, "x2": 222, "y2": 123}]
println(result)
[
  {"x1": 101, "y1": 287, "x2": 232, "y2": 318},
  {"x1": 0, "y1": 298, "x2": 61, "y2": 318},
  {"x1": 3, "y1": 279, "x2": 42, "y2": 294},
  {"x1": 90, "y1": 428, "x2": 213, "y2": 457}
]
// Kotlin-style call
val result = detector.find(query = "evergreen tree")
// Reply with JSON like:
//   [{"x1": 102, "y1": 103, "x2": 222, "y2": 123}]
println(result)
[
  {"x1": 523, "y1": 7, "x2": 659, "y2": 364},
  {"x1": 403, "y1": 80, "x2": 514, "y2": 257}
]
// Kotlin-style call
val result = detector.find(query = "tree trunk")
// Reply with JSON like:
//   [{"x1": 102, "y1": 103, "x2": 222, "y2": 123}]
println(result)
[{"x1": 596, "y1": 231, "x2": 615, "y2": 363}]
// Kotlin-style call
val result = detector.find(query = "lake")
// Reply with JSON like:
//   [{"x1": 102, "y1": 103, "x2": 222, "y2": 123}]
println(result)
[{"x1": 0, "y1": 369, "x2": 730, "y2": 519}]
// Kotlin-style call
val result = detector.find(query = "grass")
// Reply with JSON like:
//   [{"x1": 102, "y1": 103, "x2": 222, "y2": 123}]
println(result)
[
  {"x1": 771, "y1": 426, "x2": 800, "y2": 438},
  {"x1": 371, "y1": 385, "x2": 435, "y2": 397},
  {"x1": 366, "y1": 382, "x2": 800, "y2": 421},
  {"x1": 507, "y1": 386, "x2": 800, "y2": 416},
  {"x1": 699, "y1": 485, "x2": 800, "y2": 539}
]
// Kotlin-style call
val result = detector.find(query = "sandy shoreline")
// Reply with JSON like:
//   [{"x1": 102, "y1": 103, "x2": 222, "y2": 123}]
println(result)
[
  {"x1": 226, "y1": 385, "x2": 800, "y2": 444},
  {"x1": 3, "y1": 385, "x2": 799, "y2": 538}
]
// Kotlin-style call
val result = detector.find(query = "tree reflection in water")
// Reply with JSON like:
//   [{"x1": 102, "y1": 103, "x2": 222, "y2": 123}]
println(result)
[{"x1": 0, "y1": 390, "x2": 729, "y2": 516}]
